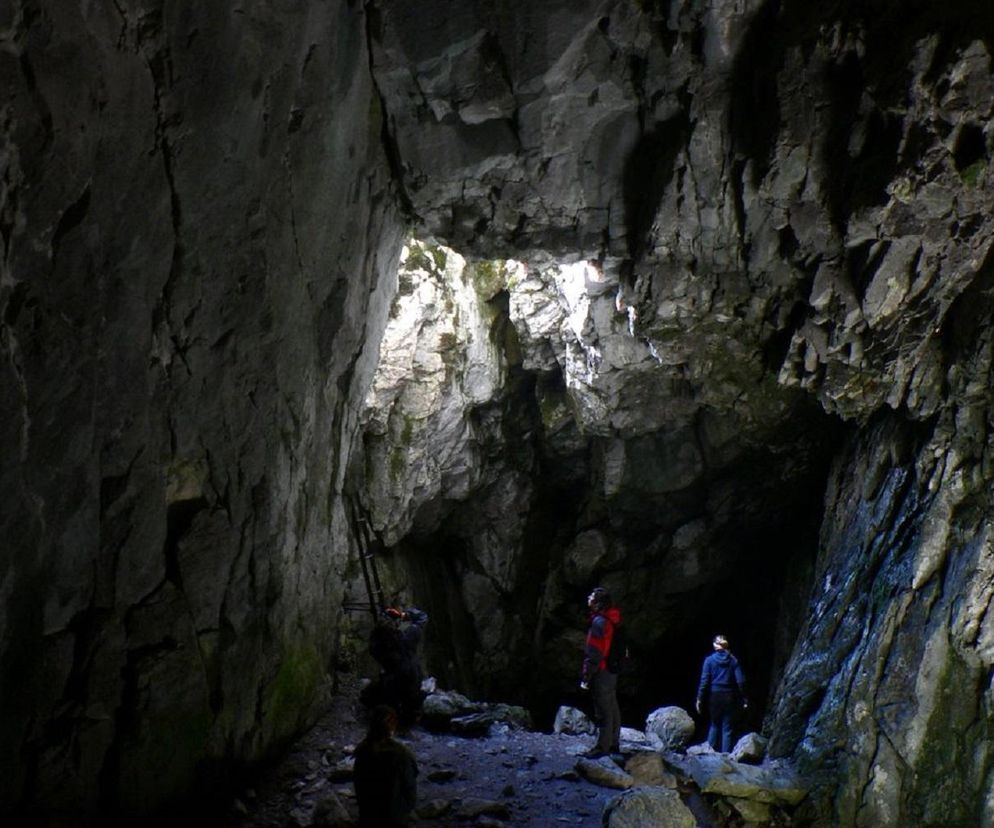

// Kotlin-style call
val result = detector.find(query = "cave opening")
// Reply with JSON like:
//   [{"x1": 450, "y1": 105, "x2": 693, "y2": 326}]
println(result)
[{"x1": 352, "y1": 238, "x2": 842, "y2": 746}]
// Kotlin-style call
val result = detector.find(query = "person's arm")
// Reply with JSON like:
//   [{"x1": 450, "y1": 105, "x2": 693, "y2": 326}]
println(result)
[
  {"x1": 581, "y1": 615, "x2": 608, "y2": 686},
  {"x1": 696, "y1": 658, "x2": 711, "y2": 713},
  {"x1": 735, "y1": 659, "x2": 748, "y2": 706},
  {"x1": 403, "y1": 607, "x2": 427, "y2": 628}
]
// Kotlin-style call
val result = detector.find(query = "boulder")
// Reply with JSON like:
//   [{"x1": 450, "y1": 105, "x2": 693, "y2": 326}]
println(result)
[
  {"x1": 603, "y1": 786, "x2": 696, "y2": 828},
  {"x1": 451, "y1": 712, "x2": 496, "y2": 737},
  {"x1": 422, "y1": 691, "x2": 483, "y2": 729},
  {"x1": 620, "y1": 727, "x2": 648, "y2": 745},
  {"x1": 576, "y1": 757, "x2": 634, "y2": 790},
  {"x1": 623, "y1": 752, "x2": 677, "y2": 788},
  {"x1": 554, "y1": 705, "x2": 596, "y2": 736},
  {"x1": 490, "y1": 703, "x2": 533, "y2": 730},
  {"x1": 668, "y1": 752, "x2": 807, "y2": 807},
  {"x1": 730, "y1": 732, "x2": 768, "y2": 765},
  {"x1": 730, "y1": 797, "x2": 774, "y2": 823},
  {"x1": 644, "y1": 706, "x2": 696, "y2": 751}
]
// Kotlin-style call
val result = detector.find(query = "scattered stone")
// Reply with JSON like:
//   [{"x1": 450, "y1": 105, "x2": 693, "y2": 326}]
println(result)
[
  {"x1": 422, "y1": 690, "x2": 483, "y2": 728},
  {"x1": 312, "y1": 792, "x2": 351, "y2": 828},
  {"x1": 326, "y1": 757, "x2": 354, "y2": 783},
  {"x1": 416, "y1": 798, "x2": 453, "y2": 819},
  {"x1": 451, "y1": 711, "x2": 496, "y2": 736},
  {"x1": 490, "y1": 703, "x2": 533, "y2": 730},
  {"x1": 644, "y1": 707, "x2": 696, "y2": 751},
  {"x1": 553, "y1": 706, "x2": 596, "y2": 736},
  {"x1": 454, "y1": 798, "x2": 511, "y2": 819},
  {"x1": 576, "y1": 757, "x2": 634, "y2": 790},
  {"x1": 731, "y1": 732, "x2": 768, "y2": 764},
  {"x1": 619, "y1": 727, "x2": 648, "y2": 745},
  {"x1": 603, "y1": 786, "x2": 696, "y2": 828},
  {"x1": 427, "y1": 768, "x2": 457, "y2": 782}
]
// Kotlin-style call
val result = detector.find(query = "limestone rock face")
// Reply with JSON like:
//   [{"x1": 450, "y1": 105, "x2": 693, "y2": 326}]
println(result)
[
  {"x1": 8, "y1": 0, "x2": 994, "y2": 824},
  {"x1": 362, "y1": 1, "x2": 994, "y2": 824},
  {"x1": 361, "y1": 240, "x2": 510, "y2": 544},
  {"x1": 1, "y1": 1, "x2": 400, "y2": 819}
]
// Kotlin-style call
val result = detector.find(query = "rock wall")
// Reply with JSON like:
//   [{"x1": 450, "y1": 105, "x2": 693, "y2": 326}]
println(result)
[
  {"x1": 6, "y1": 0, "x2": 994, "y2": 823},
  {"x1": 362, "y1": 0, "x2": 994, "y2": 822},
  {"x1": 0, "y1": 1, "x2": 400, "y2": 820}
]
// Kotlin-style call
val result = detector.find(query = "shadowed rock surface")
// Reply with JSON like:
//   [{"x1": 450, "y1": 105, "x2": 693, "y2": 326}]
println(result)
[{"x1": 4, "y1": 1, "x2": 994, "y2": 825}]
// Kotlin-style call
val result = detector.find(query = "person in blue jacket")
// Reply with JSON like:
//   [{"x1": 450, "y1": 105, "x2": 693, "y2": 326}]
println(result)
[{"x1": 695, "y1": 634, "x2": 747, "y2": 752}]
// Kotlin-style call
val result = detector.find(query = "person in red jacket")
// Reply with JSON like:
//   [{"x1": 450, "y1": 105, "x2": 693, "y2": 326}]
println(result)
[{"x1": 579, "y1": 587, "x2": 622, "y2": 758}]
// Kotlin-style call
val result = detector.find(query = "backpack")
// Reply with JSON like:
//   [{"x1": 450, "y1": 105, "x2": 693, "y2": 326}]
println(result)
[{"x1": 606, "y1": 620, "x2": 629, "y2": 674}]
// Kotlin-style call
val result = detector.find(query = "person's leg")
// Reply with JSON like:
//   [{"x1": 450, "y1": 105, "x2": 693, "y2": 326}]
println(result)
[
  {"x1": 602, "y1": 671, "x2": 621, "y2": 752},
  {"x1": 709, "y1": 692, "x2": 733, "y2": 752},
  {"x1": 590, "y1": 671, "x2": 614, "y2": 753},
  {"x1": 707, "y1": 717, "x2": 721, "y2": 751},
  {"x1": 721, "y1": 711, "x2": 736, "y2": 752}
]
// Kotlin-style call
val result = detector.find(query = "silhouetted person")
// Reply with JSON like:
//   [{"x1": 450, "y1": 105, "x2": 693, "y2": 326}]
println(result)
[
  {"x1": 353, "y1": 704, "x2": 418, "y2": 828},
  {"x1": 579, "y1": 586, "x2": 622, "y2": 757},
  {"x1": 361, "y1": 606, "x2": 428, "y2": 727},
  {"x1": 696, "y1": 634, "x2": 747, "y2": 752}
]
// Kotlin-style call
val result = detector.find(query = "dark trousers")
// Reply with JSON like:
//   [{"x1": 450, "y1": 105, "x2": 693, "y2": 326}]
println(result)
[
  {"x1": 707, "y1": 690, "x2": 738, "y2": 752},
  {"x1": 591, "y1": 670, "x2": 621, "y2": 752}
]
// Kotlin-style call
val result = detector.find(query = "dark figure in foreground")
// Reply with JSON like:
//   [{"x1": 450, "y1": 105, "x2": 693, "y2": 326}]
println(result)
[
  {"x1": 353, "y1": 705, "x2": 418, "y2": 828},
  {"x1": 361, "y1": 606, "x2": 428, "y2": 727},
  {"x1": 580, "y1": 586, "x2": 623, "y2": 758},
  {"x1": 696, "y1": 634, "x2": 747, "y2": 753}
]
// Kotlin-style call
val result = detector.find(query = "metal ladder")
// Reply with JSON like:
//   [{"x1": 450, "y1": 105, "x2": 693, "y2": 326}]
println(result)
[{"x1": 345, "y1": 497, "x2": 387, "y2": 619}]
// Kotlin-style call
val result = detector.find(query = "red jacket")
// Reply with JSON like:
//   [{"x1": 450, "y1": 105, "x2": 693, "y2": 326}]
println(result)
[{"x1": 581, "y1": 606, "x2": 621, "y2": 682}]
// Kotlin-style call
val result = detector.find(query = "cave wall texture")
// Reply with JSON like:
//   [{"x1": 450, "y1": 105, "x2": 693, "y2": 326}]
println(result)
[
  {"x1": 4, "y1": 0, "x2": 994, "y2": 825},
  {"x1": 1, "y1": 0, "x2": 403, "y2": 820}
]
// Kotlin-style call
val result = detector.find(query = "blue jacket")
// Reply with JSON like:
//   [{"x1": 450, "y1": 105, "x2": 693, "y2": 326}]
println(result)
[{"x1": 697, "y1": 650, "x2": 746, "y2": 700}]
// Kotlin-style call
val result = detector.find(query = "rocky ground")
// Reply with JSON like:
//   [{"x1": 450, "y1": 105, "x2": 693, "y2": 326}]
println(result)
[{"x1": 218, "y1": 678, "x2": 802, "y2": 828}]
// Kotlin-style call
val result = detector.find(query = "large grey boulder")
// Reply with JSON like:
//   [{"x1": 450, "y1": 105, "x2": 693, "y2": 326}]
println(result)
[
  {"x1": 645, "y1": 706, "x2": 696, "y2": 751},
  {"x1": 603, "y1": 786, "x2": 696, "y2": 828}
]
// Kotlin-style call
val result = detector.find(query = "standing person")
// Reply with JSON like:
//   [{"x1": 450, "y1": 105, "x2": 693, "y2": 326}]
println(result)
[
  {"x1": 695, "y1": 634, "x2": 748, "y2": 753},
  {"x1": 362, "y1": 606, "x2": 429, "y2": 728},
  {"x1": 579, "y1": 587, "x2": 623, "y2": 758},
  {"x1": 353, "y1": 704, "x2": 419, "y2": 828}
]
